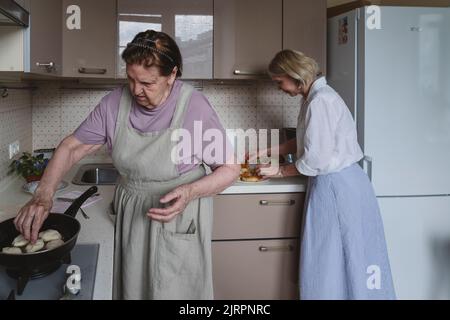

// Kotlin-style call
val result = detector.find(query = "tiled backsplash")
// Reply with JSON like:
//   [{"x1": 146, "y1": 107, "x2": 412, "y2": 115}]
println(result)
[
  {"x1": 0, "y1": 89, "x2": 33, "y2": 182},
  {"x1": 32, "y1": 84, "x2": 111, "y2": 158},
  {"x1": 32, "y1": 81, "x2": 301, "y2": 149},
  {"x1": 0, "y1": 80, "x2": 302, "y2": 182}
]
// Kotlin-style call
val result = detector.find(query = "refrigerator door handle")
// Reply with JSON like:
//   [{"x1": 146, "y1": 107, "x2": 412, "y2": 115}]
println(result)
[{"x1": 362, "y1": 155, "x2": 373, "y2": 181}]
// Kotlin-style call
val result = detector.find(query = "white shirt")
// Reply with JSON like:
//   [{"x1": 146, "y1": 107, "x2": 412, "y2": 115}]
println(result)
[{"x1": 295, "y1": 77, "x2": 363, "y2": 176}]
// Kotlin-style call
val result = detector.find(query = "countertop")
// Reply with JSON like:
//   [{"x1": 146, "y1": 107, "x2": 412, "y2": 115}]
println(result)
[
  {"x1": 0, "y1": 161, "x2": 307, "y2": 300},
  {"x1": 221, "y1": 176, "x2": 307, "y2": 194}
]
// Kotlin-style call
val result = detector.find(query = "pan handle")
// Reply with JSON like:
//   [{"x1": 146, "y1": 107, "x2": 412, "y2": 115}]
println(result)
[{"x1": 64, "y1": 186, "x2": 98, "y2": 218}]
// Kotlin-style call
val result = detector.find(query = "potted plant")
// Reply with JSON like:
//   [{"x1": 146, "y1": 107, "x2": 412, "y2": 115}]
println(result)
[{"x1": 9, "y1": 152, "x2": 49, "y2": 183}]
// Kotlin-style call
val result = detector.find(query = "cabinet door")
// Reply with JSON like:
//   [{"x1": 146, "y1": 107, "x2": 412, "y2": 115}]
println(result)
[
  {"x1": 212, "y1": 239, "x2": 299, "y2": 300},
  {"x1": 283, "y1": 0, "x2": 327, "y2": 75},
  {"x1": 29, "y1": 0, "x2": 62, "y2": 75},
  {"x1": 214, "y1": 0, "x2": 282, "y2": 79},
  {"x1": 117, "y1": 0, "x2": 213, "y2": 79},
  {"x1": 213, "y1": 193, "x2": 304, "y2": 240},
  {"x1": 62, "y1": 0, "x2": 116, "y2": 78}
]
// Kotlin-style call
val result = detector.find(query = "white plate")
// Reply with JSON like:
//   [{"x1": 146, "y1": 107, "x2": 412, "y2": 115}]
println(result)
[
  {"x1": 236, "y1": 178, "x2": 271, "y2": 184},
  {"x1": 22, "y1": 181, "x2": 69, "y2": 194}
]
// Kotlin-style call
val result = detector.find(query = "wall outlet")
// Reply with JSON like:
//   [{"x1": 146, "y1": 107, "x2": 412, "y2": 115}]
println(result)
[{"x1": 8, "y1": 141, "x2": 20, "y2": 159}]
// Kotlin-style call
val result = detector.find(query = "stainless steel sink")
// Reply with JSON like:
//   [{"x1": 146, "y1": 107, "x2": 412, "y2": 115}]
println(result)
[{"x1": 72, "y1": 163, "x2": 119, "y2": 185}]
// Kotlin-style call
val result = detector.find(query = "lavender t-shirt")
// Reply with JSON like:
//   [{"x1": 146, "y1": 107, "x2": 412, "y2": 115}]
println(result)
[{"x1": 73, "y1": 80, "x2": 232, "y2": 174}]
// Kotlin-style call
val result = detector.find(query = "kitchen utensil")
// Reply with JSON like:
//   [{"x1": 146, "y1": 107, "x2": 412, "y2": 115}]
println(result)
[
  {"x1": 7, "y1": 290, "x2": 15, "y2": 300},
  {"x1": 0, "y1": 186, "x2": 98, "y2": 295},
  {"x1": 79, "y1": 208, "x2": 89, "y2": 220}
]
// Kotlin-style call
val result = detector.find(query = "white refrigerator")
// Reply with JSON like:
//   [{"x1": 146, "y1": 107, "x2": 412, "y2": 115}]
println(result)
[{"x1": 328, "y1": 6, "x2": 450, "y2": 299}]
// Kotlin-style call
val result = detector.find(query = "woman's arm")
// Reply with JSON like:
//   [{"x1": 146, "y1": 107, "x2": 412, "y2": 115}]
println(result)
[
  {"x1": 14, "y1": 135, "x2": 103, "y2": 242},
  {"x1": 278, "y1": 138, "x2": 297, "y2": 155},
  {"x1": 147, "y1": 163, "x2": 240, "y2": 222},
  {"x1": 248, "y1": 138, "x2": 297, "y2": 163}
]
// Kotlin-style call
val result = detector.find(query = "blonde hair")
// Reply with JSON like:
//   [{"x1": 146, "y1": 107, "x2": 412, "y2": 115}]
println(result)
[{"x1": 268, "y1": 49, "x2": 319, "y2": 87}]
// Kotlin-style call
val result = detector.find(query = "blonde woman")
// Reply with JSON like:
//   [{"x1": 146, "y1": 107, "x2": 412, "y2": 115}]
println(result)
[{"x1": 257, "y1": 50, "x2": 396, "y2": 300}]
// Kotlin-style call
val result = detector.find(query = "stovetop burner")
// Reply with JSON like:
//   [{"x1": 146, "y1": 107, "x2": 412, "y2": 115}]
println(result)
[{"x1": 0, "y1": 244, "x2": 99, "y2": 300}]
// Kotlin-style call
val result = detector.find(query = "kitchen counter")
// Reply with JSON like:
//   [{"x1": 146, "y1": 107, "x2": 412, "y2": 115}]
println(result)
[
  {"x1": 220, "y1": 176, "x2": 307, "y2": 194},
  {"x1": 0, "y1": 161, "x2": 307, "y2": 300}
]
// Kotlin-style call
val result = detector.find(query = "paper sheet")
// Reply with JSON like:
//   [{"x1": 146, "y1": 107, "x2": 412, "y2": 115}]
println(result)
[{"x1": 51, "y1": 191, "x2": 102, "y2": 214}]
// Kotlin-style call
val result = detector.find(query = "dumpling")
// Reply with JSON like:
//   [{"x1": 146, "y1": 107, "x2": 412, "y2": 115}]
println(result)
[
  {"x1": 2, "y1": 247, "x2": 22, "y2": 254},
  {"x1": 24, "y1": 239, "x2": 45, "y2": 253},
  {"x1": 39, "y1": 229, "x2": 62, "y2": 242},
  {"x1": 45, "y1": 239, "x2": 64, "y2": 250},
  {"x1": 12, "y1": 234, "x2": 29, "y2": 247}
]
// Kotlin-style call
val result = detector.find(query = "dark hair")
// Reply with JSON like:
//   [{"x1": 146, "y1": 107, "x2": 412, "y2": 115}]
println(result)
[{"x1": 121, "y1": 30, "x2": 183, "y2": 77}]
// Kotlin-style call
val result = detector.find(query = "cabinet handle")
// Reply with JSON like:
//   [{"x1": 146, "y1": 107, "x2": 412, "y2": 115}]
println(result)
[
  {"x1": 78, "y1": 67, "x2": 107, "y2": 75},
  {"x1": 233, "y1": 70, "x2": 267, "y2": 76},
  {"x1": 259, "y1": 200, "x2": 295, "y2": 206},
  {"x1": 36, "y1": 62, "x2": 55, "y2": 71},
  {"x1": 259, "y1": 245, "x2": 293, "y2": 252}
]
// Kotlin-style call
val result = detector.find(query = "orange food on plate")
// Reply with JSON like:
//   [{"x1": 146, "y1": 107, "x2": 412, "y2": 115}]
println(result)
[{"x1": 239, "y1": 162, "x2": 263, "y2": 182}]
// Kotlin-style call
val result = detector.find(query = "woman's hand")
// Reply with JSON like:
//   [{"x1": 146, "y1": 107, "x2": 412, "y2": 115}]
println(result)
[
  {"x1": 147, "y1": 184, "x2": 193, "y2": 222},
  {"x1": 14, "y1": 195, "x2": 53, "y2": 244},
  {"x1": 246, "y1": 149, "x2": 271, "y2": 165},
  {"x1": 256, "y1": 164, "x2": 283, "y2": 178}
]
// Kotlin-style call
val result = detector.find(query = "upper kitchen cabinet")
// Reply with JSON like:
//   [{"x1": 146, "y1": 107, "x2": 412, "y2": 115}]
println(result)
[
  {"x1": 29, "y1": 0, "x2": 62, "y2": 75},
  {"x1": 117, "y1": 0, "x2": 213, "y2": 79},
  {"x1": 0, "y1": 0, "x2": 29, "y2": 72},
  {"x1": 214, "y1": 0, "x2": 327, "y2": 79},
  {"x1": 214, "y1": 0, "x2": 282, "y2": 79},
  {"x1": 62, "y1": 0, "x2": 116, "y2": 78},
  {"x1": 283, "y1": 0, "x2": 327, "y2": 75}
]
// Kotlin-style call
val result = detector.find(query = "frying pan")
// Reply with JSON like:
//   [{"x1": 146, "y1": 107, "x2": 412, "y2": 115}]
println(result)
[{"x1": 0, "y1": 186, "x2": 98, "y2": 294}]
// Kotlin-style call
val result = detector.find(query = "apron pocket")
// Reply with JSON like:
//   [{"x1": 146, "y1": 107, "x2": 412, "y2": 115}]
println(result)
[
  {"x1": 152, "y1": 195, "x2": 205, "y2": 297},
  {"x1": 155, "y1": 226, "x2": 203, "y2": 296}
]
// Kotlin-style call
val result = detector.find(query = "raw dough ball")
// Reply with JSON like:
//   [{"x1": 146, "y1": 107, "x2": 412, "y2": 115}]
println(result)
[
  {"x1": 39, "y1": 229, "x2": 62, "y2": 242},
  {"x1": 45, "y1": 239, "x2": 64, "y2": 250},
  {"x1": 25, "y1": 239, "x2": 45, "y2": 253},
  {"x1": 12, "y1": 234, "x2": 29, "y2": 247},
  {"x1": 2, "y1": 247, "x2": 22, "y2": 254}
]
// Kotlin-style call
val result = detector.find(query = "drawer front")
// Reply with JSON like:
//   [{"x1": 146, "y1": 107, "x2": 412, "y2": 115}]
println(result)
[
  {"x1": 212, "y1": 193, "x2": 304, "y2": 240},
  {"x1": 212, "y1": 239, "x2": 299, "y2": 300}
]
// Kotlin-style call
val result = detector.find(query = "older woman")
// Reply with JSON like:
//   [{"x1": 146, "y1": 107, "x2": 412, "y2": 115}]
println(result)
[
  {"x1": 257, "y1": 50, "x2": 396, "y2": 300},
  {"x1": 14, "y1": 30, "x2": 240, "y2": 300}
]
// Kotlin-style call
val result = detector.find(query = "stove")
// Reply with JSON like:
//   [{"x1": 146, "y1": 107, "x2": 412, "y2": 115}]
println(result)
[{"x1": 0, "y1": 244, "x2": 99, "y2": 300}]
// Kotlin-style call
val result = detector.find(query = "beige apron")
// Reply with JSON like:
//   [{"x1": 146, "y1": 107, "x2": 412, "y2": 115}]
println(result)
[{"x1": 111, "y1": 83, "x2": 213, "y2": 300}]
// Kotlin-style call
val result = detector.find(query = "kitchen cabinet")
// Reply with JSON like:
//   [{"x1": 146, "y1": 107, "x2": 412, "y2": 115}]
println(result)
[
  {"x1": 213, "y1": 0, "x2": 327, "y2": 79},
  {"x1": 212, "y1": 193, "x2": 305, "y2": 299},
  {"x1": 212, "y1": 239, "x2": 299, "y2": 300},
  {"x1": 29, "y1": 0, "x2": 62, "y2": 75},
  {"x1": 117, "y1": 0, "x2": 213, "y2": 79},
  {"x1": 283, "y1": 0, "x2": 327, "y2": 75},
  {"x1": 0, "y1": 26, "x2": 26, "y2": 72},
  {"x1": 0, "y1": 0, "x2": 29, "y2": 72},
  {"x1": 213, "y1": 0, "x2": 282, "y2": 79},
  {"x1": 62, "y1": 0, "x2": 116, "y2": 78}
]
